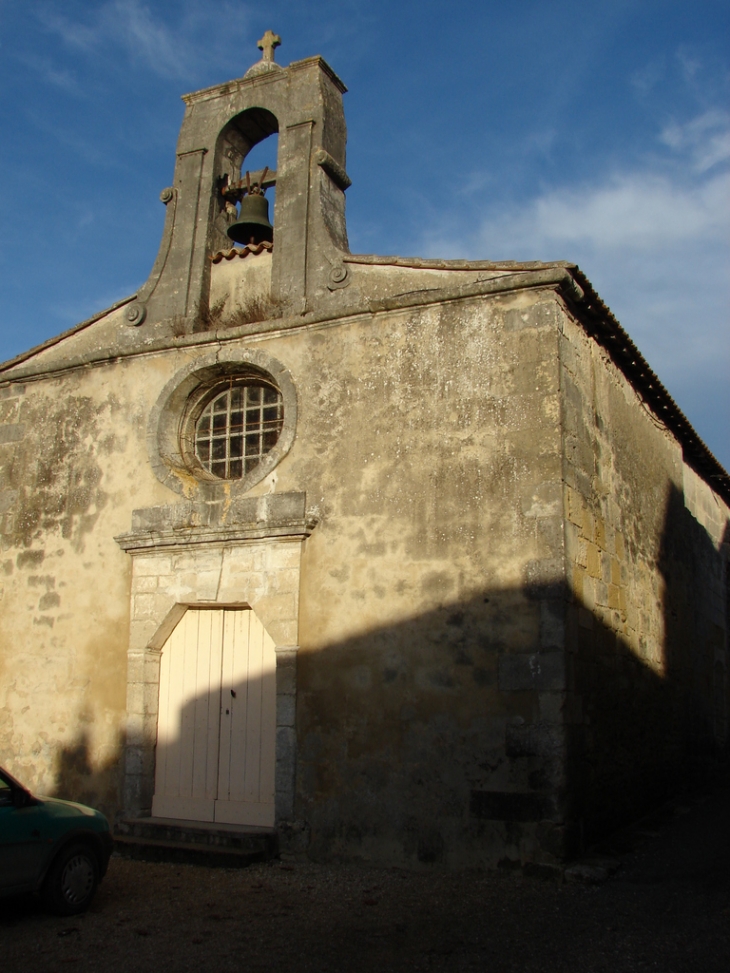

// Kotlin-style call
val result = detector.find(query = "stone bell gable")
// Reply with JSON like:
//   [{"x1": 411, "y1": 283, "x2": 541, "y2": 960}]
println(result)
[{"x1": 0, "y1": 35, "x2": 727, "y2": 870}]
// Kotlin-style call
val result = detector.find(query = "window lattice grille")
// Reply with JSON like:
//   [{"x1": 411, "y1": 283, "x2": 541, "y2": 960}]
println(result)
[{"x1": 194, "y1": 383, "x2": 283, "y2": 480}]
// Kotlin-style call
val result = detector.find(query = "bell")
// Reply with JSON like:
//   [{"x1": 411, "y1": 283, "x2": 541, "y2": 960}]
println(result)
[{"x1": 227, "y1": 193, "x2": 273, "y2": 245}]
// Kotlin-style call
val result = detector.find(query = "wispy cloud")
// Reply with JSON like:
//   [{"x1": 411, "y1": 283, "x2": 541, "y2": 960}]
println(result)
[
  {"x1": 660, "y1": 110, "x2": 730, "y2": 172},
  {"x1": 38, "y1": 0, "x2": 251, "y2": 81},
  {"x1": 103, "y1": 0, "x2": 198, "y2": 79},
  {"x1": 15, "y1": 53, "x2": 82, "y2": 94},
  {"x1": 426, "y1": 107, "x2": 730, "y2": 261},
  {"x1": 485, "y1": 169, "x2": 729, "y2": 252},
  {"x1": 420, "y1": 107, "x2": 730, "y2": 425},
  {"x1": 630, "y1": 59, "x2": 665, "y2": 97},
  {"x1": 40, "y1": 8, "x2": 100, "y2": 53}
]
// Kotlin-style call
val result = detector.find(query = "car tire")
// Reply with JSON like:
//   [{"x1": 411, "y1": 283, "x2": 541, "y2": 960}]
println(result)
[{"x1": 42, "y1": 841, "x2": 99, "y2": 915}]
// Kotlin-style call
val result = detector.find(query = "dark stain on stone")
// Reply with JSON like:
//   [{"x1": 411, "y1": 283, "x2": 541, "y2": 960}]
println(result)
[
  {"x1": 417, "y1": 831, "x2": 444, "y2": 864},
  {"x1": 472, "y1": 666, "x2": 493, "y2": 686},
  {"x1": 6, "y1": 394, "x2": 111, "y2": 551},
  {"x1": 528, "y1": 768, "x2": 551, "y2": 791},
  {"x1": 17, "y1": 550, "x2": 44, "y2": 569},
  {"x1": 429, "y1": 670, "x2": 455, "y2": 689},
  {"x1": 420, "y1": 571, "x2": 454, "y2": 597},
  {"x1": 28, "y1": 575, "x2": 55, "y2": 589}
]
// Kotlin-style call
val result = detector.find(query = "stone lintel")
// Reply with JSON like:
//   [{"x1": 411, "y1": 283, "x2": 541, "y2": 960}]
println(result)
[{"x1": 115, "y1": 520, "x2": 314, "y2": 553}]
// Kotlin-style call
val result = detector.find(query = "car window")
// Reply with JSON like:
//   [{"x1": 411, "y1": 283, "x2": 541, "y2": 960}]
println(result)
[{"x1": 0, "y1": 778, "x2": 13, "y2": 807}]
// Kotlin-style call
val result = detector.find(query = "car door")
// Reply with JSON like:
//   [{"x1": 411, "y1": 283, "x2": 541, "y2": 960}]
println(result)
[{"x1": 0, "y1": 775, "x2": 47, "y2": 892}]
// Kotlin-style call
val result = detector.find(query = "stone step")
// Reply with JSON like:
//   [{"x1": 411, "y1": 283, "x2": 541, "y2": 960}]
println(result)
[{"x1": 114, "y1": 816, "x2": 277, "y2": 868}]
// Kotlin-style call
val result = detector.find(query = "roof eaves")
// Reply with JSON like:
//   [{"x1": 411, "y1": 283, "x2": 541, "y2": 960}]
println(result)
[{"x1": 565, "y1": 267, "x2": 730, "y2": 507}]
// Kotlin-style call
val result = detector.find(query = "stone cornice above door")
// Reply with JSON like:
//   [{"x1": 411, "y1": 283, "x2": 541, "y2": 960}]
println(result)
[{"x1": 115, "y1": 491, "x2": 316, "y2": 553}]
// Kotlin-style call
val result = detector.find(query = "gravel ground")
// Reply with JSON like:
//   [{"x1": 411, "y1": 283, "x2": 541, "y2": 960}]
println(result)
[{"x1": 2, "y1": 785, "x2": 729, "y2": 973}]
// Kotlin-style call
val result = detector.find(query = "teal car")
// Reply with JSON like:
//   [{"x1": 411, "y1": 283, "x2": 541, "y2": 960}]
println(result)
[{"x1": 0, "y1": 766, "x2": 113, "y2": 914}]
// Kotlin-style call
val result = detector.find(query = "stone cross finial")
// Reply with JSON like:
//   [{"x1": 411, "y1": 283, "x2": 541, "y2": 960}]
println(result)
[{"x1": 257, "y1": 31, "x2": 281, "y2": 63}]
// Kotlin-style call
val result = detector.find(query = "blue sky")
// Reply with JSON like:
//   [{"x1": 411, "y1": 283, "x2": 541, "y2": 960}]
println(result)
[{"x1": 0, "y1": 0, "x2": 728, "y2": 468}]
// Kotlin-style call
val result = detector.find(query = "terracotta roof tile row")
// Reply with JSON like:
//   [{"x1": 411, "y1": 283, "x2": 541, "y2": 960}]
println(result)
[{"x1": 211, "y1": 241, "x2": 273, "y2": 263}]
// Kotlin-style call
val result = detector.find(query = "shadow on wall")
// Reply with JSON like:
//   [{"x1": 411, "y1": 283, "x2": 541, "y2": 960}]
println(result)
[
  {"x1": 49, "y1": 723, "x2": 122, "y2": 823},
  {"x1": 566, "y1": 482, "x2": 729, "y2": 849},
  {"x1": 49, "y1": 484, "x2": 728, "y2": 864}
]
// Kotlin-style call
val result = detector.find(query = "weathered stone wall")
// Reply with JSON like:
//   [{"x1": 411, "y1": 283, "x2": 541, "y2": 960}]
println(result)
[
  {"x1": 0, "y1": 369, "x2": 148, "y2": 816},
  {"x1": 0, "y1": 283, "x2": 569, "y2": 866},
  {"x1": 288, "y1": 291, "x2": 568, "y2": 867},
  {"x1": 559, "y1": 312, "x2": 729, "y2": 847},
  {"x1": 2, "y1": 270, "x2": 724, "y2": 866}
]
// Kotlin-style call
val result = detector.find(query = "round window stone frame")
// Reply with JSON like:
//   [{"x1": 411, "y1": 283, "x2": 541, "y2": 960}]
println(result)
[{"x1": 149, "y1": 348, "x2": 297, "y2": 499}]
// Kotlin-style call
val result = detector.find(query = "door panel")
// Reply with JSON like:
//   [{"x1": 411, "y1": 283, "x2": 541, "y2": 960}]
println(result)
[
  {"x1": 153, "y1": 610, "x2": 223, "y2": 822},
  {"x1": 216, "y1": 610, "x2": 276, "y2": 827},
  {"x1": 153, "y1": 608, "x2": 276, "y2": 828}
]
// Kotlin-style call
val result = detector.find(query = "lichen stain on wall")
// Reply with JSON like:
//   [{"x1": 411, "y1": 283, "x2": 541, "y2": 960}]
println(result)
[
  {"x1": 0, "y1": 373, "x2": 136, "y2": 800},
  {"x1": 4, "y1": 391, "x2": 118, "y2": 551}
]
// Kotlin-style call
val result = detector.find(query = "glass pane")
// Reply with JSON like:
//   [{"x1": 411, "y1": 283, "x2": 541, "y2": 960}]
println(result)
[
  {"x1": 230, "y1": 387, "x2": 243, "y2": 410},
  {"x1": 229, "y1": 436, "x2": 243, "y2": 459},
  {"x1": 229, "y1": 410, "x2": 244, "y2": 432},
  {"x1": 245, "y1": 434, "x2": 260, "y2": 456},
  {"x1": 211, "y1": 461, "x2": 227, "y2": 478},
  {"x1": 212, "y1": 411, "x2": 227, "y2": 432},
  {"x1": 263, "y1": 430, "x2": 279, "y2": 450},
  {"x1": 213, "y1": 394, "x2": 228, "y2": 412},
  {"x1": 196, "y1": 440, "x2": 210, "y2": 463},
  {"x1": 212, "y1": 438, "x2": 227, "y2": 461},
  {"x1": 246, "y1": 387, "x2": 263, "y2": 407},
  {"x1": 229, "y1": 460, "x2": 243, "y2": 478}
]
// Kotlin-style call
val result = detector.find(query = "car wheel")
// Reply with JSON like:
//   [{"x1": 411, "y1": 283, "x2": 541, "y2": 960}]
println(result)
[{"x1": 42, "y1": 842, "x2": 99, "y2": 915}]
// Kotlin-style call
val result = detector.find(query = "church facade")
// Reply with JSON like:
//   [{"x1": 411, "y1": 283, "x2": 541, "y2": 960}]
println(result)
[{"x1": 1, "y1": 39, "x2": 728, "y2": 868}]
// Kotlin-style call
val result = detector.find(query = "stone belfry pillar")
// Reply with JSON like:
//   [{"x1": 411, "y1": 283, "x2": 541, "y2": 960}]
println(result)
[{"x1": 131, "y1": 32, "x2": 351, "y2": 334}]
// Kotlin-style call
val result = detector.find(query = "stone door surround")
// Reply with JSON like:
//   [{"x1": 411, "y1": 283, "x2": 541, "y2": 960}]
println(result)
[{"x1": 115, "y1": 492, "x2": 314, "y2": 825}]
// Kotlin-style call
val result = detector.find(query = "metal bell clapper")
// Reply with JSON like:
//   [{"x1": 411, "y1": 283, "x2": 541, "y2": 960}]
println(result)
[{"x1": 225, "y1": 168, "x2": 274, "y2": 245}]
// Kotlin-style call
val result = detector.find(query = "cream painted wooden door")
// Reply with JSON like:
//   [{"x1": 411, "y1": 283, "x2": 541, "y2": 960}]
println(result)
[{"x1": 152, "y1": 608, "x2": 276, "y2": 827}]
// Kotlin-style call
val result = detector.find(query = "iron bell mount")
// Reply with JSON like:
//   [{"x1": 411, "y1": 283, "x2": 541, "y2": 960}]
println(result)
[{"x1": 223, "y1": 168, "x2": 274, "y2": 246}]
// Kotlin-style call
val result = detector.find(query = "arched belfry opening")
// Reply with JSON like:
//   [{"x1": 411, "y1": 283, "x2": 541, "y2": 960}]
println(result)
[
  {"x1": 213, "y1": 108, "x2": 280, "y2": 253},
  {"x1": 130, "y1": 34, "x2": 351, "y2": 335}
]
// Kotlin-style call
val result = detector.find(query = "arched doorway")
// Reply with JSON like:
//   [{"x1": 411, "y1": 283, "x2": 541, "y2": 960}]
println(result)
[{"x1": 152, "y1": 607, "x2": 276, "y2": 827}]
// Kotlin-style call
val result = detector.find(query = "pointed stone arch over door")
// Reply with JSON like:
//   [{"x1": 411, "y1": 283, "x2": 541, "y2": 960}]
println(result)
[{"x1": 152, "y1": 607, "x2": 276, "y2": 827}]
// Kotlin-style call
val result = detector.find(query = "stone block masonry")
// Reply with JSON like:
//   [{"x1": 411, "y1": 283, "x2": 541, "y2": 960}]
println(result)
[{"x1": 559, "y1": 313, "x2": 729, "y2": 847}]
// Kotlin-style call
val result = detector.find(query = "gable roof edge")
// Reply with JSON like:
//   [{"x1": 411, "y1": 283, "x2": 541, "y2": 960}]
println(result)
[
  {"x1": 563, "y1": 267, "x2": 730, "y2": 508},
  {"x1": 0, "y1": 293, "x2": 137, "y2": 376}
]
